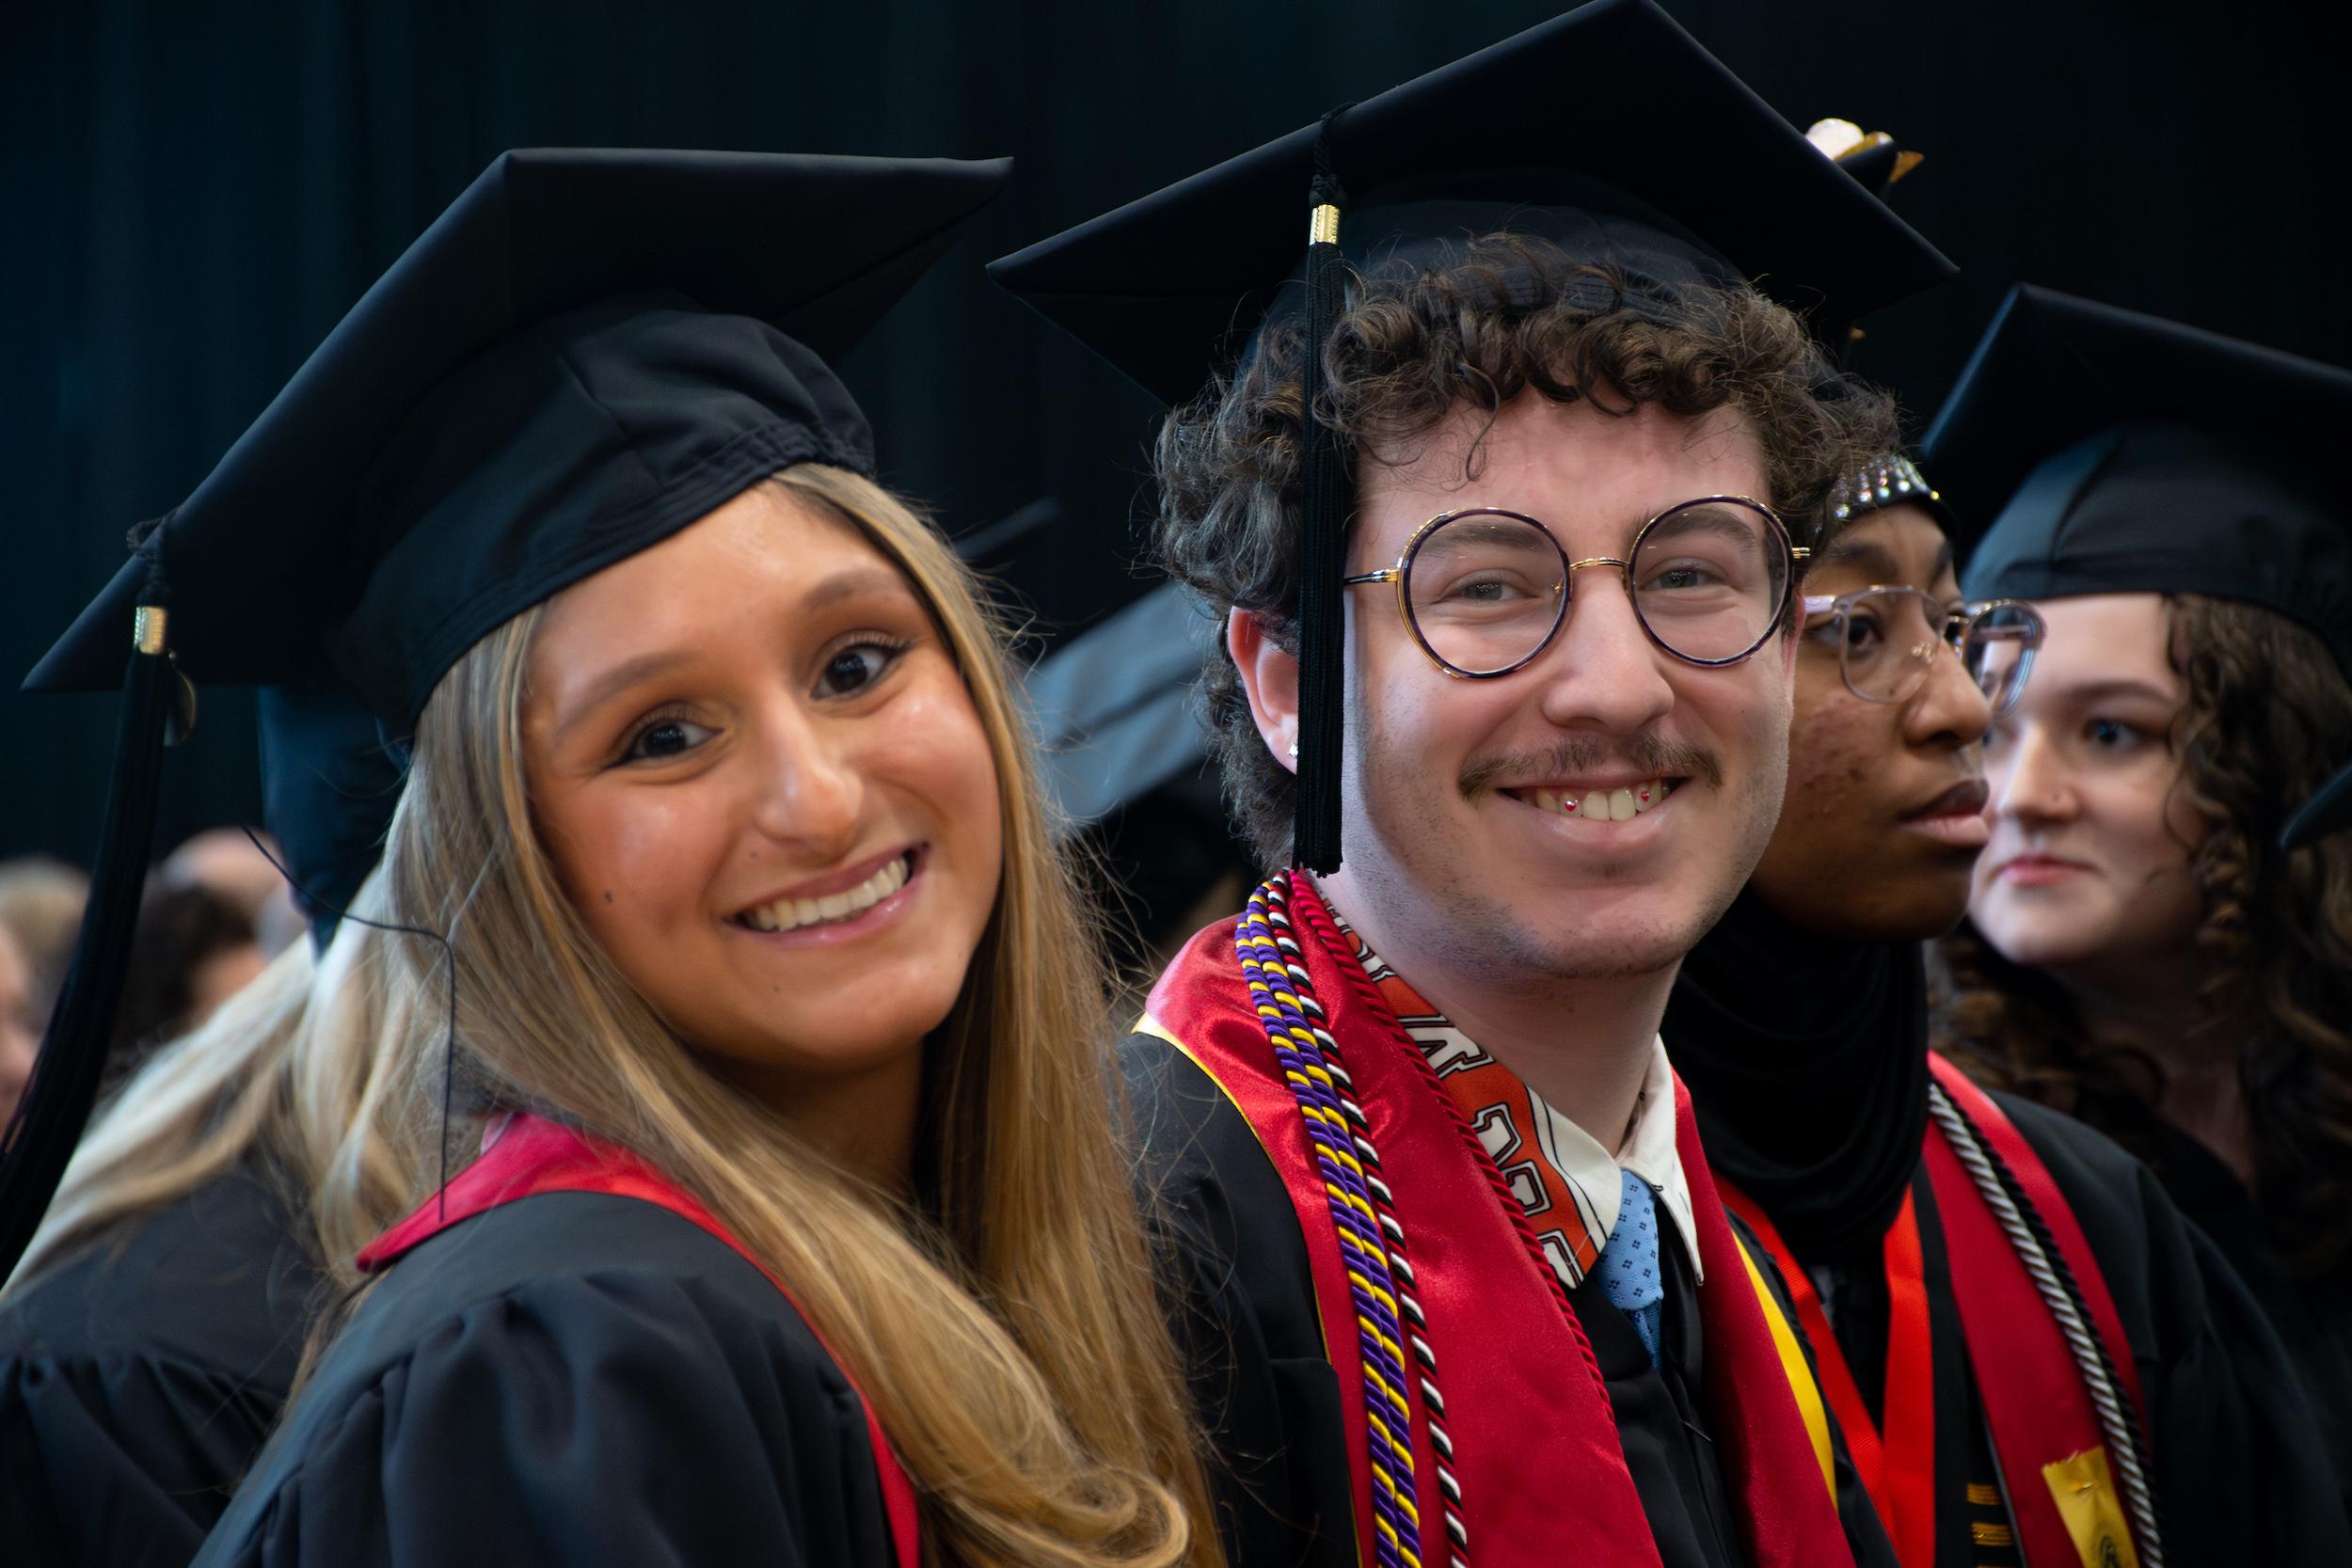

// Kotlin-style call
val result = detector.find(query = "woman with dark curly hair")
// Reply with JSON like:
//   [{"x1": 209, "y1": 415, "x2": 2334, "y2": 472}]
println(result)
[{"x1": 1928, "y1": 285, "x2": 2352, "y2": 1515}]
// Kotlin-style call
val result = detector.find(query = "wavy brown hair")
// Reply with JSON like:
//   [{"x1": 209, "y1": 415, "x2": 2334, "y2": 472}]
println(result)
[
  {"x1": 1153, "y1": 236, "x2": 1898, "y2": 866},
  {"x1": 1935, "y1": 593, "x2": 2352, "y2": 1280}
]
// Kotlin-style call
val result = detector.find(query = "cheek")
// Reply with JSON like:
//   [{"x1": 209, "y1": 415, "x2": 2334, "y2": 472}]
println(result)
[
  {"x1": 1782, "y1": 698, "x2": 1877, "y2": 812},
  {"x1": 876, "y1": 682, "x2": 1004, "y2": 878},
  {"x1": 539, "y1": 784, "x2": 734, "y2": 938}
]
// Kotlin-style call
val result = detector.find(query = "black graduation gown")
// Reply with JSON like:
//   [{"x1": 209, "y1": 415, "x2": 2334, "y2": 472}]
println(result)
[
  {"x1": 2144, "y1": 1124, "x2": 2352, "y2": 1519},
  {"x1": 186, "y1": 1190, "x2": 899, "y2": 1568},
  {"x1": 0, "y1": 1169, "x2": 320, "y2": 1568},
  {"x1": 1994, "y1": 1094, "x2": 2352, "y2": 1560},
  {"x1": 1131, "y1": 1035, "x2": 1896, "y2": 1568}
]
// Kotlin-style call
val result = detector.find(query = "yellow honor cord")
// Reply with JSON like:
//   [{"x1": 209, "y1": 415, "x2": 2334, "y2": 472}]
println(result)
[
  {"x1": 1736, "y1": 1236, "x2": 1836, "y2": 1498},
  {"x1": 2042, "y1": 1447, "x2": 2141, "y2": 1568}
]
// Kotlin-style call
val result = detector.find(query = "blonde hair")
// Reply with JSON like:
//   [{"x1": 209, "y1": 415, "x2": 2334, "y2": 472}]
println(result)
[
  {"x1": 5, "y1": 869, "x2": 421, "y2": 1293},
  {"x1": 353, "y1": 465, "x2": 1217, "y2": 1568}
]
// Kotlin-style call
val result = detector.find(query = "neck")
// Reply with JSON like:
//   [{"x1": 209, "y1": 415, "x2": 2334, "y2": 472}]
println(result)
[
  {"x1": 2058, "y1": 970, "x2": 2255, "y2": 1187},
  {"x1": 1662, "y1": 887, "x2": 1931, "y2": 1261},
  {"x1": 1315, "y1": 876, "x2": 1668, "y2": 1151},
  {"x1": 707, "y1": 1044, "x2": 925, "y2": 1195}
]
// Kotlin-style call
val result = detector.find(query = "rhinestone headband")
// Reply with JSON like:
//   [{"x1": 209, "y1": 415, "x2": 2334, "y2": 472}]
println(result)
[{"x1": 1830, "y1": 452, "x2": 1943, "y2": 524}]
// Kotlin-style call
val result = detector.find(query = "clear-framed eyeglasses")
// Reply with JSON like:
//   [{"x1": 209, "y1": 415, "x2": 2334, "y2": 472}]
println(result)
[
  {"x1": 1799, "y1": 586, "x2": 2045, "y2": 715},
  {"x1": 1341, "y1": 498, "x2": 1804, "y2": 679}
]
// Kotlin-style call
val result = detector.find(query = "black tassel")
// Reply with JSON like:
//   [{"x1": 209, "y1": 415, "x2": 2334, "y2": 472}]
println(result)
[
  {"x1": 0, "y1": 572, "x2": 176, "y2": 1281},
  {"x1": 1293, "y1": 110, "x2": 1351, "y2": 874}
]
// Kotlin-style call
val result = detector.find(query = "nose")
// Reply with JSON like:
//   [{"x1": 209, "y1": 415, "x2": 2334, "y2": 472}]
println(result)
[
  {"x1": 747, "y1": 700, "x2": 863, "y2": 859},
  {"x1": 1530, "y1": 565, "x2": 1677, "y2": 734},
  {"x1": 1904, "y1": 641, "x2": 1996, "y2": 752},
  {"x1": 1988, "y1": 721, "x2": 2074, "y2": 826}
]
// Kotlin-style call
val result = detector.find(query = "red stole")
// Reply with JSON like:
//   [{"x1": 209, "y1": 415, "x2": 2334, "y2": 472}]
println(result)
[
  {"x1": 1144, "y1": 880, "x2": 1854, "y2": 1568},
  {"x1": 1730, "y1": 1055, "x2": 2152, "y2": 1568},
  {"x1": 1922, "y1": 1054, "x2": 2147, "y2": 1568},
  {"x1": 359, "y1": 1114, "x2": 921, "y2": 1568}
]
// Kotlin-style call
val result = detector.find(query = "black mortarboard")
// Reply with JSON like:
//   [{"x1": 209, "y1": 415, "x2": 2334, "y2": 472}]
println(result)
[
  {"x1": 1927, "y1": 284, "x2": 2352, "y2": 848},
  {"x1": 1025, "y1": 584, "x2": 1220, "y2": 831},
  {"x1": 990, "y1": 0, "x2": 1953, "y2": 871},
  {"x1": 3, "y1": 147, "x2": 1010, "y2": 1277}
]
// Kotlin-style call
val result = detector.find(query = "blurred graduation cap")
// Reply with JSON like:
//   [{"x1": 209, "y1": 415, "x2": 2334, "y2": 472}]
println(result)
[
  {"x1": 3, "y1": 147, "x2": 1010, "y2": 1278},
  {"x1": 991, "y1": 0, "x2": 1953, "y2": 871},
  {"x1": 1925, "y1": 283, "x2": 2352, "y2": 849},
  {"x1": 1024, "y1": 584, "x2": 1220, "y2": 830}
]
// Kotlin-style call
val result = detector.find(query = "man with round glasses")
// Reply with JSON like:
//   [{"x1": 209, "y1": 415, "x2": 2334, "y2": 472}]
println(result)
[{"x1": 993, "y1": 6, "x2": 1940, "y2": 1564}]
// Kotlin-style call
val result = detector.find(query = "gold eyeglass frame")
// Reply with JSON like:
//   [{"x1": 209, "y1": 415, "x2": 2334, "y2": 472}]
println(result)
[{"x1": 1340, "y1": 496, "x2": 1808, "y2": 680}]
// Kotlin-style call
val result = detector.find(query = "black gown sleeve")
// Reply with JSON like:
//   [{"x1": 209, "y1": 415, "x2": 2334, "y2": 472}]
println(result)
[
  {"x1": 1996, "y1": 1093, "x2": 2352, "y2": 1560},
  {"x1": 0, "y1": 1339, "x2": 284, "y2": 1567},
  {"x1": 189, "y1": 1196, "x2": 899, "y2": 1568},
  {"x1": 1124, "y1": 1033, "x2": 1357, "y2": 1568},
  {"x1": 0, "y1": 1171, "x2": 319, "y2": 1568}
]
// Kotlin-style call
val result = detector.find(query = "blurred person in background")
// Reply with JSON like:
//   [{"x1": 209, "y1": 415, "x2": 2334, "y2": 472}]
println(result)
[
  {"x1": 161, "y1": 828, "x2": 304, "y2": 957},
  {"x1": 103, "y1": 879, "x2": 268, "y2": 1090},
  {"x1": 0, "y1": 859, "x2": 89, "y2": 1032},
  {"x1": 0, "y1": 924, "x2": 39, "y2": 1132},
  {"x1": 1929, "y1": 286, "x2": 2352, "y2": 1514}
]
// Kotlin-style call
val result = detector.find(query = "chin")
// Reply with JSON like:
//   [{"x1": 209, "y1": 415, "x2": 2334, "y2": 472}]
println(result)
[
  {"x1": 1522, "y1": 903, "x2": 1714, "y2": 981},
  {"x1": 1972, "y1": 907, "x2": 2106, "y2": 973}
]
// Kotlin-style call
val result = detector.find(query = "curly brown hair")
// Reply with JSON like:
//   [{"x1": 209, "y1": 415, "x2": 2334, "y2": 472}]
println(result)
[
  {"x1": 1934, "y1": 594, "x2": 2352, "y2": 1280},
  {"x1": 1151, "y1": 235, "x2": 1897, "y2": 867}
]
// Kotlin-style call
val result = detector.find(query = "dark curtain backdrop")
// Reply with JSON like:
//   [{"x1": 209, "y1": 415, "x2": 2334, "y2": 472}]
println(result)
[{"x1": 4, "y1": 0, "x2": 2344, "y2": 866}]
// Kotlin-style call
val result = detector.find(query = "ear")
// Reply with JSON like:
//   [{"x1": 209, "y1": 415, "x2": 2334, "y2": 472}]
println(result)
[{"x1": 1228, "y1": 609, "x2": 1300, "y2": 776}]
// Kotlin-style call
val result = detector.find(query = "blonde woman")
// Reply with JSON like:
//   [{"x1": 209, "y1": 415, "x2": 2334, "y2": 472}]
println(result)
[
  {"x1": 18, "y1": 150, "x2": 1217, "y2": 1568},
  {"x1": 0, "y1": 875, "x2": 415, "y2": 1563}
]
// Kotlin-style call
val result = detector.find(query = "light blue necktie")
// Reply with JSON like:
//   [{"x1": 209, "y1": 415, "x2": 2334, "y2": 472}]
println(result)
[{"x1": 1597, "y1": 1167, "x2": 1664, "y2": 1370}]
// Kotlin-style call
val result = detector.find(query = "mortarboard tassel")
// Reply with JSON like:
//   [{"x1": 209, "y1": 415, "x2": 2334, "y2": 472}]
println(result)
[
  {"x1": 0, "y1": 553, "x2": 181, "y2": 1281},
  {"x1": 1292, "y1": 112, "x2": 1352, "y2": 874}
]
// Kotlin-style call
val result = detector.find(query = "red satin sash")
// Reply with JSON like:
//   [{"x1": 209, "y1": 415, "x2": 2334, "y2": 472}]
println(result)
[
  {"x1": 1724, "y1": 1185, "x2": 1937, "y2": 1568},
  {"x1": 1144, "y1": 881, "x2": 1854, "y2": 1568},
  {"x1": 359, "y1": 1114, "x2": 922, "y2": 1568},
  {"x1": 1922, "y1": 1053, "x2": 2148, "y2": 1568}
]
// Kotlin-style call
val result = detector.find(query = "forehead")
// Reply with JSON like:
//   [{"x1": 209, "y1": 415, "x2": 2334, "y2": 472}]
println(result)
[
  {"x1": 1355, "y1": 392, "x2": 1768, "y2": 550},
  {"x1": 1811, "y1": 505, "x2": 1956, "y2": 590},
  {"x1": 2021, "y1": 593, "x2": 2179, "y2": 697},
  {"x1": 535, "y1": 486, "x2": 894, "y2": 646}
]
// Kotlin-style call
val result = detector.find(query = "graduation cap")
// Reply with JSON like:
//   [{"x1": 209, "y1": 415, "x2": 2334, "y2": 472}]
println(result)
[
  {"x1": 990, "y1": 0, "x2": 1953, "y2": 871},
  {"x1": 2, "y1": 147, "x2": 1010, "y2": 1278},
  {"x1": 1925, "y1": 283, "x2": 2352, "y2": 849},
  {"x1": 1024, "y1": 584, "x2": 1221, "y2": 831}
]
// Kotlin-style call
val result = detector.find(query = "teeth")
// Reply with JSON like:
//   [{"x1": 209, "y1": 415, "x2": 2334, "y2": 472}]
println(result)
[
  {"x1": 740, "y1": 855, "x2": 909, "y2": 933},
  {"x1": 1521, "y1": 781, "x2": 1672, "y2": 821}
]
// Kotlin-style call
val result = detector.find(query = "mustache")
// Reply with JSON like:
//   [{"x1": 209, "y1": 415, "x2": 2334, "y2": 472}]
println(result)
[{"x1": 1458, "y1": 734, "x2": 1724, "y2": 797}]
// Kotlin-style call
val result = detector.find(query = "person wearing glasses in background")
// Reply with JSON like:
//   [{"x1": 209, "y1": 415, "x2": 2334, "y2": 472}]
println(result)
[
  {"x1": 1929, "y1": 285, "x2": 2352, "y2": 1534},
  {"x1": 1664, "y1": 443, "x2": 2347, "y2": 1565},
  {"x1": 994, "y1": 7, "x2": 1952, "y2": 1565}
]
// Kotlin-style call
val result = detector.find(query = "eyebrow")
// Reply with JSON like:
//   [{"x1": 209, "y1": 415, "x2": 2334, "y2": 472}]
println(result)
[
  {"x1": 552, "y1": 648, "x2": 697, "y2": 744},
  {"x1": 2046, "y1": 677, "x2": 2179, "y2": 708},
  {"x1": 1817, "y1": 535, "x2": 1959, "y2": 593}
]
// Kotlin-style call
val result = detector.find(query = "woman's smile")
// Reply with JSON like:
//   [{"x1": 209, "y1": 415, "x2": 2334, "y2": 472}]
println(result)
[{"x1": 729, "y1": 847, "x2": 922, "y2": 945}]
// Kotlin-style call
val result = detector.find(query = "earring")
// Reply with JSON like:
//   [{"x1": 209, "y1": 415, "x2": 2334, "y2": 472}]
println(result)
[{"x1": 1286, "y1": 740, "x2": 1299, "y2": 759}]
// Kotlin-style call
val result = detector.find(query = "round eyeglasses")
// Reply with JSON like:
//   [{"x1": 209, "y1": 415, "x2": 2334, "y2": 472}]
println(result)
[
  {"x1": 1799, "y1": 586, "x2": 2045, "y2": 716},
  {"x1": 1341, "y1": 499, "x2": 1803, "y2": 678}
]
